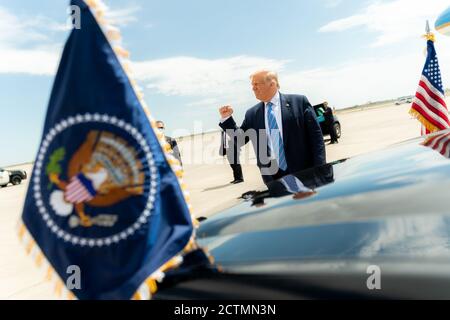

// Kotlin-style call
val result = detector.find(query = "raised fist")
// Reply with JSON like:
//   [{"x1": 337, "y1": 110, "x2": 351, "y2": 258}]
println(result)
[{"x1": 219, "y1": 105, "x2": 234, "y2": 118}]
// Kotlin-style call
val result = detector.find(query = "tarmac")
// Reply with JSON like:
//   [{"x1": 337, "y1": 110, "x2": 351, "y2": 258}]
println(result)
[{"x1": 0, "y1": 101, "x2": 424, "y2": 299}]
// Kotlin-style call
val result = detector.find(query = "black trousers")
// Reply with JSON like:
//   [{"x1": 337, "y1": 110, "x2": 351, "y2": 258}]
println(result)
[
  {"x1": 324, "y1": 112, "x2": 338, "y2": 142},
  {"x1": 329, "y1": 123, "x2": 338, "y2": 142},
  {"x1": 230, "y1": 163, "x2": 243, "y2": 180},
  {"x1": 226, "y1": 147, "x2": 243, "y2": 180}
]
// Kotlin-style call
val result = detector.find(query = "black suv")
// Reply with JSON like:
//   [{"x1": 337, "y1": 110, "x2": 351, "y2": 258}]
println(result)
[
  {"x1": 312, "y1": 104, "x2": 341, "y2": 139},
  {"x1": 0, "y1": 168, "x2": 27, "y2": 187}
]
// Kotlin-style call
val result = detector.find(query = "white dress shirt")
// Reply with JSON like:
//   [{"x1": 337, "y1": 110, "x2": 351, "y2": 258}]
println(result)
[
  {"x1": 220, "y1": 91, "x2": 284, "y2": 158},
  {"x1": 264, "y1": 91, "x2": 284, "y2": 159},
  {"x1": 264, "y1": 91, "x2": 283, "y2": 140},
  {"x1": 221, "y1": 130, "x2": 229, "y2": 149},
  {"x1": 220, "y1": 91, "x2": 283, "y2": 136}
]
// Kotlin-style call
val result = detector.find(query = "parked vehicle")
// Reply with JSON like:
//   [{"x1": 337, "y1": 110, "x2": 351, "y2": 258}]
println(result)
[
  {"x1": 313, "y1": 103, "x2": 341, "y2": 139},
  {"x1": 395, "y1": 96, "x2": 413, "y2": 105},
  {"x1": 0, "y1": 168, "x2": 27, "y2": 187},
  {"x1": 155, "y1": 130, "x2": 450, "y2": 299},
  {"x1": 0, "y1": 169, "x2": 9, "y2": 187}
]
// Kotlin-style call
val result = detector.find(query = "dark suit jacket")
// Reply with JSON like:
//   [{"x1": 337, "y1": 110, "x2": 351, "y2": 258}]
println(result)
[
  {"x1": 324, "y1": 107, "x2": 334, "y2": 123},
  {"x1": 219, "y1": 131, "x2": 227, "y2": 157},
  {"x1": 219, "y1": 131, "x2": 241, "y2": 164},
  {"x1": 219, "y1": 93, "x2": 326, "y2": 183}
]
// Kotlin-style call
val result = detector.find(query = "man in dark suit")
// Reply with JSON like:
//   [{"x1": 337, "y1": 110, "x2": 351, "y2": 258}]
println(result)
[
  {"x1": 219, "y1": 70, "x2": 326, "y2": 184},
  {"x1": 220, "y1": 130, "x2": 244, "y2": 184},
  {"x1": 323, "y1": 102, "x2": 339, "y2": 144},
  {"x1": 156, "y1": 121, "x2": 183, "y2": 166}
]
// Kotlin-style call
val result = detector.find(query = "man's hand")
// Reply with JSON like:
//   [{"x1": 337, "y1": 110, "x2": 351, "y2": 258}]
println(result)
[
  {"x1": 219, "y1": 105, "x2": 234, "y2": 118},
  {"x1": 293, "y1": 190, "x2": 317, "y2": 200}
]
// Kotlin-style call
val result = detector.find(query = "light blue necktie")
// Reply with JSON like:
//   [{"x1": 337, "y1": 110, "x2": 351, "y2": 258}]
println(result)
[
  {"x1": 282, "y1": 175, "x2": 300, "y2": 192},
  {"x1": 281, "y1": 175, "x2": 311, "y2": 193},
  {"x1": 267, "y1": 102, "x2": 287, "y2": 171}
]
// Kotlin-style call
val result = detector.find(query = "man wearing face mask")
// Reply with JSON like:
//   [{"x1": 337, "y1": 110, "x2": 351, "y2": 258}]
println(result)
[{"x1": 156, "y1": 120, "x2": 183, "y2": 166}]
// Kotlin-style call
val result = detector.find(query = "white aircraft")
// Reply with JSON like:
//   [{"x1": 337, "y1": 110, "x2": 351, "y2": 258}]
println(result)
[{"x1": 0, "y1": 168, "x2": 10, "y2": 187}]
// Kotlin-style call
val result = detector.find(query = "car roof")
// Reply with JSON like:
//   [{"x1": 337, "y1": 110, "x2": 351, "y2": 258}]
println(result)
[{"x1": 198, "y1": 130, "x2": 450, "y2": 263}]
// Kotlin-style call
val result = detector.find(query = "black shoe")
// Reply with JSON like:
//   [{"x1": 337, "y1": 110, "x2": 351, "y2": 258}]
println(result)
[
  {"x1": 231, "y1": 179, "x2": 244, "y2": 184},
  {"x1": 330, "y1": 140, "x2": 338, "y2": 144}
]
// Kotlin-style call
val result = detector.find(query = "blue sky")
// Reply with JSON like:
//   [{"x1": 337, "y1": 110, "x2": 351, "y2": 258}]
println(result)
[{"x1": 1, "y1": 0, "x2": 450, "y2": 165}]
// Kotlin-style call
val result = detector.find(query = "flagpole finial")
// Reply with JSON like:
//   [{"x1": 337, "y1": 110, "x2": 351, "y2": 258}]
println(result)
[{"x1": 424, "y1": 20, "x2": 435, "y2": 42}]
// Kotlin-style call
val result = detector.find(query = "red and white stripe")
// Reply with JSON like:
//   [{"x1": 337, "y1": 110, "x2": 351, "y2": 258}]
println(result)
[
  {"x1": 421, "y1": 125, "x2": 429, "y2": 136},
  {"x1": 423, "y1": 131, "x2": 450, "y2": 157},
  {"x1": 411, "y1": 75, "x2": 450, "y2": 131},
  {"x1": 64, "y1": 176, "x2": 94, "y2": 204}
]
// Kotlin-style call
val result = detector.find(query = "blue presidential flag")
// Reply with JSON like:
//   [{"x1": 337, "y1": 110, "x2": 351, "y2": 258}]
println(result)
[{"x1": 19, "y1": 0, "x2": 193, "y2": 299}]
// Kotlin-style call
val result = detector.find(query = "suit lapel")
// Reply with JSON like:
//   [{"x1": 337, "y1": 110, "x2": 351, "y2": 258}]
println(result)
[
  {"x1": 255, "y1": 102, "x2": 269, "y2": 160},
  {"x1": 255, "y1": 102, "x2": 265, "y2": 129},
  {"x1": 280, "y1": 93, "x2": 290, "y2": 147}
]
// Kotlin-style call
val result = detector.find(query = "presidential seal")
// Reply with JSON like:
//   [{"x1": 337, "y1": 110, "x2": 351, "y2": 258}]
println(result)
[{"x1": 33, "y1": 113, "x2": 157, "y2": 247}]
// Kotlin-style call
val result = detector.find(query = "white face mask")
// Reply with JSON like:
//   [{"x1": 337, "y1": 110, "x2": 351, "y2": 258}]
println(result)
[{"x1": 157, "y1": 127, "x2": 165, "y2": 133}]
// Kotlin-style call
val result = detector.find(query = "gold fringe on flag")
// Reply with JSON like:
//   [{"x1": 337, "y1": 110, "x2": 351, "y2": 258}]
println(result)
[
  {"x1": 85, "y1": 0, "x2": 199, "y2": 237},
  {"x1": 16, "y1": 221, "x2": 76, "y2": 300},
  {"x1": 85, "y1": 0, "x2": 201, "y2": 299},
  {"x1": 17, "y1": 0, "x2": 203, "y2": 301},
  {"x1": 409, "y1": 108, "x2": 439, "y2": 133},
  {"x1": 131, "y1": 239, "x2": 217, "y2": 300}
]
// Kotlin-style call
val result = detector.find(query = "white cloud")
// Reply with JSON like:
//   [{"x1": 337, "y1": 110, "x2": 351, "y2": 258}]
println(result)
[
  {"x1": 131, "y1": 37, "x2": 450, "y2": 111},
  {"x1": 186, "y1": 98, "x2": 220, "y2": 107},
  {"x1": 0, "y1": 3, "x2": 140, "y2": 75},
  {"x1": 279, "y1": 37, "x2": 450, "y2": 108},
  {"x1": 319, "y1": 0, "x2": 450, "y2": 46},
  {"x1": 127, "y1": 1, "x2": 450, "y2": 110},
  {"x1": 319, "y1": 13, "x2": 366, "y2": 32},
  {"x1": 281, "y1": 35, "x2": 450, "y2": 108},
  {"x1": 0, "y1": 7, "x2": 63, "y2": 75},
  {"x1": 0, "y1": 47, "x2": 59, "y2": 75},
  {"x1": 324, "y1": 0, "x2": 343, "y2": 9},
  {"x1": 0, "y1": 7, "x2": 48, "y2": 45},
  {"x1": 2, "y1": 1, "x2": 448, "y2": 111},
  {"x1": 132, "y1": 56, "x2": 288, "y2": 107},
  {"x1": 280, "y1": 54, "x2": 421, "y2": 108},
  {"x1": 92, "y1": 0, "x2": 140, "y2": 26},
  {"x1": 28, "y1": 16, "x2": 71, "y2": 32},
  {"x1": 104, "y1": 5, "x2": 140, "y2": 26}
]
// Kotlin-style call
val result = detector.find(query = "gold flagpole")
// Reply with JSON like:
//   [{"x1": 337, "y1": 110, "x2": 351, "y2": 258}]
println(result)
[{"x1": 424, "y1": 20, "x2": 435, "y2": 42}]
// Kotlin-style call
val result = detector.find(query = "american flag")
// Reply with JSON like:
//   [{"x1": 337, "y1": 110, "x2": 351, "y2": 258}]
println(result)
[
  {"x1": 422, "y1": 131, "x2": 450, "y2": 158},
  {"x1": 410, "y1": 39, "x2": 450, "y2": 134},
  {"x1": 64, "y1": 174, "x2": 96, "y2": 204}
]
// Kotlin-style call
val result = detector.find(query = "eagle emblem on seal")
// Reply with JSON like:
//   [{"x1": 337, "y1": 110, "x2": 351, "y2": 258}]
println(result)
[{"x1": 46, "y1": 130, "x2": 146, "y2": 228}]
